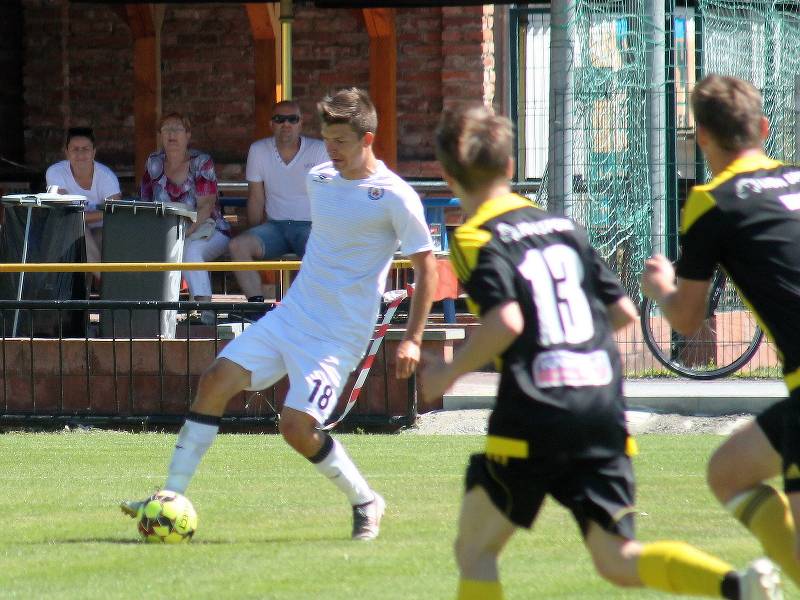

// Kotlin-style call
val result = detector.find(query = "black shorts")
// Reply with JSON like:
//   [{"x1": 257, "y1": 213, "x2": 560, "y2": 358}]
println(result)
[
  {"x1": 465, "y1": 451, "x2": 636, "y2": 539},
  {"x1": 756, "y1": 393, "x2": 800, "y2": 493}
]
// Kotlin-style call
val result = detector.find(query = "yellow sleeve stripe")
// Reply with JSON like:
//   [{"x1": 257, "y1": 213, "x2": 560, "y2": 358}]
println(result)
[
  {"x1": 680, "y1": 189, "x2": 717, "y2": 233},
  {"x1": 784, "y1": 366, "x2": 800, "y2": 391},
  {"x1": 465, "y1": 297, "x2": 482, "y2": 318},
  {"x1": 465, "y1": 192, "x2": 534, "y2": 228},
  {"x1": 449, "y1": 236, "x2": 469, "y2": 282},
  {"x1": 452, "y1": 225, "x2": 492, "y2": 279},
  {"x1": 485, "y1": 435, "x2": 529, "y2": 459}
]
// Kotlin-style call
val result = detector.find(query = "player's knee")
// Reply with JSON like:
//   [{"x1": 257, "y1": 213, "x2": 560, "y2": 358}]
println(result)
[
  {"x1": 586, "y1": 535, "x2": 642, "y2": 588},
  {"x1": 195, "y1": 361, "x2": 240, "y2": 406},
  {"x1": 454, "y1": 535, "x2": 497, "y2": 576},
  {"x1": 706, "y1": 449, "x2": 733, "y2": 502},
  {"x1": 278, "y1": 416, "x2": 316, "y2": 455},
  {"x1": 591, "y1": 552, "x2": 639, "y2": 587}
]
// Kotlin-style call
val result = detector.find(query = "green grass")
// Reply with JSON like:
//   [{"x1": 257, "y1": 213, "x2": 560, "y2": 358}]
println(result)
[{"x1": 0, "y1": 432, "x2": 786, "y2": 599}]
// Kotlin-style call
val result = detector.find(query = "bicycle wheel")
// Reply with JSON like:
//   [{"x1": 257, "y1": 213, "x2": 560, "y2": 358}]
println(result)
[{"x1": 640, "y1": 278, "x2": 763, "y2": 379}]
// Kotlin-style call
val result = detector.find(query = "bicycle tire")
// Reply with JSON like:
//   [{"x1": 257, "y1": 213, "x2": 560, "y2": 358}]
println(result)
[{"x1": 640, "y1": 284, "x2": 763, "y2": 379}]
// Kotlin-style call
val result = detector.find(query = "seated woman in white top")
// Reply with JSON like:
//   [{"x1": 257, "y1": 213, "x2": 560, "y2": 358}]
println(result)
[{"x1": 45, "y1": 127, "x2": 122, "y2": 267}]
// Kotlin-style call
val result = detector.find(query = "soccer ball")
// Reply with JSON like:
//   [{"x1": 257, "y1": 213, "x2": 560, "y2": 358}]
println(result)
[{"x1": 136, "y1": 490, "x2": 198, "y2": 543}]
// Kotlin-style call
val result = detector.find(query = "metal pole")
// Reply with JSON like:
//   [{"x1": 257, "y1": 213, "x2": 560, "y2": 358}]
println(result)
[
  {"x1": 794, "y1": 74, "x2": 800, "y2": 163},
  {"x1": 548, "y1": 0, "x2": 576, "y2": 217},
  {"x1": 12, "y1": 206, "x2": 32, "y2": 337},
  {"x1": 280, "y1": 0, "x2": 293, "y2": 100},
  {"x1": 648, "y1": 0, "x2": 667, "y2": 255}
]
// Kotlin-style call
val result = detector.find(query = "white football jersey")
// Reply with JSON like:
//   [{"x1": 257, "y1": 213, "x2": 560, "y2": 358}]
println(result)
[{"x1": 269, "y1": 160, "x2": 433, "y2": 357}]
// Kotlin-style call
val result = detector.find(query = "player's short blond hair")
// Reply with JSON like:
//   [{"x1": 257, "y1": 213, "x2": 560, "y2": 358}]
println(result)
[
  {"x1": 317, "y1": 88, "x2": 377, "y2": 138},
  {"x1": 692, "y1": 74, "x2": 764, "y2": 152},
  {"x1": 435, "y1": 104, "x2": 513, "y2": 192}
]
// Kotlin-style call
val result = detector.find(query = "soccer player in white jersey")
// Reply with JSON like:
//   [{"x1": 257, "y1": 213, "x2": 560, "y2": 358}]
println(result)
[{"x1": 121, "y1": 88, "x2": 438, "y2": 540}]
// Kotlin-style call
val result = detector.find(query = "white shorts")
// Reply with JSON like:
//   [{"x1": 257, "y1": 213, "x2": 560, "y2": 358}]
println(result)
[{"x1": 218, "y1": 311, "x2": 361, "y2": 424}]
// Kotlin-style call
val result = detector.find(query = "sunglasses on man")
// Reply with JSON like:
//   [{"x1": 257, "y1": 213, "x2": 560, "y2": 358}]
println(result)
[{"x1": 271, "y1": 114, "x2": 300, "y2": 124}]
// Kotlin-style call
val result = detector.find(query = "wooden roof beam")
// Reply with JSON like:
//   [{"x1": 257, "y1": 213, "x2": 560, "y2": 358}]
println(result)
[
  {"x1": 361, "y1": 8, "x2": 397, "y2": 169},
  {"x1": 123, "y1": 4, "x2": 164, "y2": 188},
  {"x1": 246, "y1": 3, "x2": 281, "y2": 139}
]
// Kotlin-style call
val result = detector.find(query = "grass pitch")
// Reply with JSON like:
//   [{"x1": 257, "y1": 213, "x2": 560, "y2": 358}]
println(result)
[{"x1": 0, "y1": 431, "x2": 781, "y2": 599}]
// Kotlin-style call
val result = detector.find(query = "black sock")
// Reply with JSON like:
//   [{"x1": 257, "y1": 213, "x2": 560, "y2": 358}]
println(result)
[
  {"x1": 721, "y1": 572, "x2": 740, "y2": 600},
  {"x1": 307, "y1": 433, "x2": 334, "y2": 464},
  {"x1": 247, "y1": 295, "x2": 265, "y2": 303},
  {"x1": 186, "y1": 411, "x2": 221, "y2": 426}
]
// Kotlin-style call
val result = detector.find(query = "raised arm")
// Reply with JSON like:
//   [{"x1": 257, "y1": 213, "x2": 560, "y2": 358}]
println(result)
[
  {"x1": 642, "y1": 254, "x2": 711, "y2": 335},
  {"x1": 606, "y1": 296, "x2": 638, "y2": 331}
]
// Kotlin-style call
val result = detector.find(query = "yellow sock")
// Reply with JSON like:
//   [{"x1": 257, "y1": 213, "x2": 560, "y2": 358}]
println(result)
[
  {"x1": 457, "y1": 579, "x2": 503, "y2": 600},
  {"x1": 730, "y1": 483, "x2": 800, "y2": 585},
  {"x1": 638, "y1": 541, "x2": 732, "y2": 596}
]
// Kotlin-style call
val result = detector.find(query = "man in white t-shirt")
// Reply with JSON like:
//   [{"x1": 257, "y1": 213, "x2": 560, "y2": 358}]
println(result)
[
  {"x1": 121, "y1": 88, "x2": 438, "y2": 541},
  {"x1": 46, "y1": 127, "x2": 122, "y2": 267},
  {"x1": 229, "y1": 100, "x2": 329, "y2": 302}
]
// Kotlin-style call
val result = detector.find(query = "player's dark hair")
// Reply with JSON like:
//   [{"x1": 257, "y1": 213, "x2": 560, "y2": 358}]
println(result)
[
  {"x1": 317, "y1": 88, "x2": 377, "y2": 138},
  {"x1": 692, "y1": 74, "x2": 764, "y2": 152},
  {"x1": 65, "y1": 127, "x2": 95, "y2": 148},
  {"x1": 435, "y1": 104, "x2": 513, "y2": 193}
]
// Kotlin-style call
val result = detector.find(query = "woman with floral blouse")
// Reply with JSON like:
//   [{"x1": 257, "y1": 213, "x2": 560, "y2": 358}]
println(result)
[{"x1": 140, "y1": 113, "x2": 230, "y2": 324}]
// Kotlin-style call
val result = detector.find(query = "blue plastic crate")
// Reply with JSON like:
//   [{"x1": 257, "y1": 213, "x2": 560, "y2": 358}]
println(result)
[{"x1": 422, "y1": 198, "x2": 459, "y2": 252}]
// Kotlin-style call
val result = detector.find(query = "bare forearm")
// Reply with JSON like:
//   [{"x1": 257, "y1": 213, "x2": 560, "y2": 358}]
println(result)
[
  {"x1": 247, "y1": 183, "x2": 266, "y2": 227},
  {"x1": 247, "y1": 204, "x2": 265, "y2": 227},
  {"x1": 189, "y1": 196, "x2": 214, "y2": 234},
  {"x1": 607, "y1": 296, "x2": 638, "y2": 332},
  {"x1": 654, "y1": 288, "x2": 705, "y2": 335},
  {"x1": 404, "y1": 256, "x2": 438, "y2": 344}
]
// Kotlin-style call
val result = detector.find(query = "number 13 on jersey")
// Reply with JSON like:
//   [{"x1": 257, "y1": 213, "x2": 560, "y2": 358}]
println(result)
[{"x1": 518, "y1": 244, "x2": 594, "y2": 346}]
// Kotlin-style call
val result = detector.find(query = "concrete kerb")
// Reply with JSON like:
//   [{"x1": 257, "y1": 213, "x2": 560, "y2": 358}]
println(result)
[{"x1": 443, "y1": 374, "x2": 787, "y2": 416}]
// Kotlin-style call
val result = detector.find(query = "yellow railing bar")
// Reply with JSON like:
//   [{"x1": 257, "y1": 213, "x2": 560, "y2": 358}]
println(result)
[{"x1": 0, "y1": 260, "x2": 413, "y2": 273}]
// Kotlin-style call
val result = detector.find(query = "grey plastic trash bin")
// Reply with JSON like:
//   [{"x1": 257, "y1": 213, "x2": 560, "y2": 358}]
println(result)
[
  {"x1": 0, "y1": 192, "x2": 88, "y2": 337},
  {"x1": 100, "y1": 200, "x2": 196, "y2": 338}
]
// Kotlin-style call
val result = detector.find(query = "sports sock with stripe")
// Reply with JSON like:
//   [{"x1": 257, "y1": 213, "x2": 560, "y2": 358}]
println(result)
[
  {"x1": 637, "y1": 540, "x2": 734, "y2": 597},
  {"x1": 457, "y1": 579, "x2": 503, "y2": 600},
  {"x1": 308, "y1": 433, "x2": 374, "y2": 506},
  {"x1": 163, "y1": 412, "x2": 220, "y2": 494},
  {"x1": 727, "y1": 483, "x2": 800, "y2": 585}
]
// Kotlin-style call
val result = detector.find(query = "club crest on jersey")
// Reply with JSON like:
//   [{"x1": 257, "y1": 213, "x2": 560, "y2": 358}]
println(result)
[{"x1": 367, "y1": 187, "x2": 384, "y2": 200}]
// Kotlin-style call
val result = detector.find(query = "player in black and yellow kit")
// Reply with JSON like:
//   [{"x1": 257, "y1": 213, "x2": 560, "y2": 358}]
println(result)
[
  {"x1": 424, "y1": 103, "x2": 782, "y2": 600},
  {"x1": 644, "y1": 74, "x2": 800, "y2": 591}
]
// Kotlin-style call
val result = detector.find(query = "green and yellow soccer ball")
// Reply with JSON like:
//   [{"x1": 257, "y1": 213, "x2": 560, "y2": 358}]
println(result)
[{"x1": 136, "y1": 490, "x2": 198, "y2": 543}]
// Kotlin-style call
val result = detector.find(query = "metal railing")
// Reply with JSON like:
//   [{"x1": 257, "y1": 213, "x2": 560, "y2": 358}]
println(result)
[{"x1": 0, "y1": 260, "x2": 419, "y2": 430}]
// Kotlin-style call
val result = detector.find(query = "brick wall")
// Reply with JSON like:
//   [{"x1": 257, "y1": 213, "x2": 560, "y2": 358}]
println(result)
[
  {"x1": 22, "y1": 0, "x2": 133, "y2": 174},
  {"x1": 18, "y1": 1, "x2": 495, "y2": 183},
  {"x1": 161, "y1": 3, "x2": 255, "y2": 179}
]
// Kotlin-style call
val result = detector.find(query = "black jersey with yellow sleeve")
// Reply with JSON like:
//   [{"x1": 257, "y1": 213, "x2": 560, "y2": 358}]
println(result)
[
  {"x1": 676, "y1": 155, "x2": 800, "y2": 387},
  {"x1": 449, "y1": 193, "x2": 629, "y2": 459}
]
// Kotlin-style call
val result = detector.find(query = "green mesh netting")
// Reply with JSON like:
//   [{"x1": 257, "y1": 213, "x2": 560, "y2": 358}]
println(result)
[
  {"x1": 701, "y1": 0, "x2": 800, "y2": 164},
  {"x1": 536, "y1": 0, "x2": 800, "y2": 300},
  {"x1": 573, "y1": 1, "x2": 653, "y2": 300}
]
